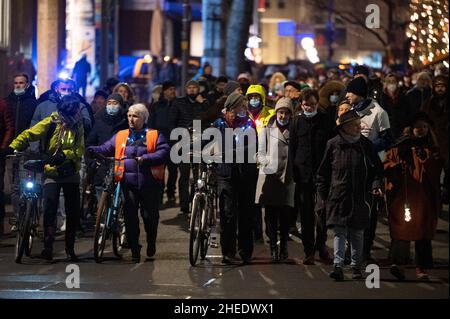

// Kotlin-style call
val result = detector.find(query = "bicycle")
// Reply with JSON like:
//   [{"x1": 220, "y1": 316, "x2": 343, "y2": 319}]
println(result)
[
  {"x1": 79, "y1": 159, "x2": 100, "y2": 232},
  {"x1": 92, "y1": 155, "x2": 127, "y2": 263},
  {"x1": 189, "y1": 162, "x2": 219, "y2": 266},
  {"x1": 7, "y1": 151, "x2": 44, "y2": 264}
]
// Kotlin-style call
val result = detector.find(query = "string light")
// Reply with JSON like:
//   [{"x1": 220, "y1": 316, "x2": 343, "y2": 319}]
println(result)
[{"x1": 407, "y1": 0, "x2": 449, "y2": 67}]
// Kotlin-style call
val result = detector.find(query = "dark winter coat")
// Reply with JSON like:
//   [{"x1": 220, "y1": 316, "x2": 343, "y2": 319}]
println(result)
[
  {"x1": 89, "y1": 128, "x2": 170, "y2": 189},
  {"x1": 149, "y1": 96, "x2": 174, "y2": 138},
  {"x1": 0, "y1": 99, "x2": 14, "y2": 149},
  {"x1": 5, "y1": 85, "x2": 37, "y2": 138},
  {"x1": 380, "y1": 88, "x2": 409, "y2": 139},
  {"x1": 316, "y1": 134, "x2": 383, "y2": 229},
  {"x1": 289, "y1": 111, "x2": 335, "y2": 184},
  {"x1": 406, "y1": 86, "x2": 431, "y2": 120},
  {"x1": 212, "y1": 117, "x2": 258, "y2": 182},
  {"x1": 86, "y1": 112, "x2": 128, "y2": 186},
  {"x1": 168, "y1": 96, "x2": 209, "y2": 130}
]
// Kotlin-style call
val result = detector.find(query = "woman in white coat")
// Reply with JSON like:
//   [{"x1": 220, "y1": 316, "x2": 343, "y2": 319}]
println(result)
[{"x1": 255, "y1": 97, "x2": 295, "y2": 261}]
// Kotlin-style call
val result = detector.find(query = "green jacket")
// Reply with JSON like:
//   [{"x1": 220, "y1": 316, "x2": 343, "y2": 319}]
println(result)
[
  {"x1": 246, "y1": 84, "x2": 275, "y2": 134},
  {"x1": 10, "y1": 112, "x2": 84, "y2": 178}
]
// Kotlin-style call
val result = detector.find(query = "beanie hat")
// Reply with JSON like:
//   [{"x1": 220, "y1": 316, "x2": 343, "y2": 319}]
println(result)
[
  {"x1": 275, "y1": 97, "x2": 293, "y2": 113},
  {"x1": 107, "y1": 93, "x2": 124, "y2": 107},
  {"x1": 284, "y1": 81, "x2": 302, "y2": 92},
  {"x1": 346, "y1": 77, "x2": 368, "y2": 98},
  {"x1": 162, "y1": 81, "x2": 175, "y2": 92},
  {"x1": 185, "y1": 79, "x2": 199, "y2": 88},
  {"x1": 224, "y1": 92, "x2": 245, "y2": 111},
  {"x1": 434, "y1": 75, "x2": 448, "y2": 88},
  {"x1": 224, "y1": 81, "x2": 241, "y2": 96},
  {"x1": 353, "y1": 65, "x2": 370, "y2": 77}
]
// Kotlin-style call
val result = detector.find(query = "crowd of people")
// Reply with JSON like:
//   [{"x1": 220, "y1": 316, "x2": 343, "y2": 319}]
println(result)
[{"x1": 0, "y1": 60, "x2": 447, "y2": 282}]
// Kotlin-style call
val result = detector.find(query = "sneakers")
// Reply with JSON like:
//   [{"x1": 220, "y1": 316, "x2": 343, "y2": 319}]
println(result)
[
  {"x1": 221, "y1": 254, "x2": 240, "y2": 264},
  {"x1": 390, "y1": 265, "x2": 406, "y2": 281},
  {"x1": 65, "y1": 248, "x2": 79, "y2": 262},
  {"x1": 131, "y1": 245, "x2": 142, "y2": 263},
  {"x1": 303, "y1": 254, "x2": 315, "y2": 265},
  {"x1": 351, "y1": 268, "x2": 363, "y2": 280},
  {"x1": 40, "y1": 248, "x2": 53, "y2": 261},
  {"x1": 329, "y1": 265, "x2": 344, "y2": 281},
  {"x1": 416, "y1": 267, "x2": 429, "y2": 280},
  {"x1": 270, "y1": 245, "x2": 279, "y2": 262}
]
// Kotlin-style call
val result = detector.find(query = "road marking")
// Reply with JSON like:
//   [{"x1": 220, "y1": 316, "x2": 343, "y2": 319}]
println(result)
[
  {"x1": 304, "y1": 266, "x2": 314, "y2": 279},
  {"x1": 238, "y1": 269, "x2": 245, "y2": 281},
  {"x1": 258, "y1": 272, "x2": 275, "y2": 286},
  {"x1": 130, "y1": 263, "x2": 143, "y2": 272},
  {"x1": 203, "y1": 278, "x2": 217, "y2": 287},
  {"x1": 416, "y1": 283, "x2": 436, "y2": 291},
  {"x1": 205, "y1": 255, "x2": 222, "y2": 258},
  {"x1": 382, "y1": 281, "x2": 396, "y2": 288},
  {"x1": 185, "y1": 296, "x2": 192, "y2": 299}
]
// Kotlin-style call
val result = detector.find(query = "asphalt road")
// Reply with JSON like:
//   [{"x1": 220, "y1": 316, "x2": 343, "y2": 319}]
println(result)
[{"x1": 0, "y1": 204, "x2": 448, "y2": 299}]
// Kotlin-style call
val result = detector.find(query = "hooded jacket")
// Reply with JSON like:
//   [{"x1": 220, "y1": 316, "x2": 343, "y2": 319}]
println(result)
[
  {"x1": 246, "y1": 85, "x2": 275, "y2": 134},
  {"x1": 10, "y1": 112, "x2": 84, "y2": 179}
]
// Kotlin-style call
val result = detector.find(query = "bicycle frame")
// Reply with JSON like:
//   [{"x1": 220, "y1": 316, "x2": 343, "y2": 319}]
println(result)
[{"x1": 105, "y1": 181, "x2": 122, "y2": 231}]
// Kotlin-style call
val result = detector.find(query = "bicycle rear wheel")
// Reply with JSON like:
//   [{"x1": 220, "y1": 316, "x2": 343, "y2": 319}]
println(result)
[
  {"x1": 15, "y1": 201, "x2": 34, "y2": 263},
  {"x1": 94, "y1": 192, "x2": 110, "y2": 263},
  {"x1": 189, "y1": 193, "x2": 203, "y2": 266},
  {"x1": 200, "y1": 198, "x2": 213, "y2": 260}
]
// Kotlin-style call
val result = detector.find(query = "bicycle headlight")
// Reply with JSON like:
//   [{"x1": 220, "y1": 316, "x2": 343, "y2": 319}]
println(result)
[
  {"x1": 197, "y1": 179, "x2": 205, "y2": 190},
  {"x1": 26, "y1": 182, "x2": 34, "y2": 189}
]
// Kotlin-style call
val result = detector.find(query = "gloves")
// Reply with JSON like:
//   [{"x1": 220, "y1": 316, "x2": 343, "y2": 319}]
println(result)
[
  {"x1": 0, "y1": 147, "x2": 15, "y2": 158},
  {"x1": 47, "y1": 151, "x2": 66, "y2": 166},
  {"x1": 85, "y1": 147, "x2": 96, "y2": 158}
]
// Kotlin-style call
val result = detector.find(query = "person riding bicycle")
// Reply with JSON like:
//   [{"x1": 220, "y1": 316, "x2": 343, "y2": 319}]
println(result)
[
  {"x1": 86, "y1": 103, "x2": 170, "y2": 262},
  {"x1": 4, "y1": 95, "x2": 85, "y2": 261}
]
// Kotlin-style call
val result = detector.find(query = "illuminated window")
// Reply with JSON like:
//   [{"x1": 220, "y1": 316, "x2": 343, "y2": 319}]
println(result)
[{"x1": 0, "y1": 0, "x2": 11, "y2": 49}]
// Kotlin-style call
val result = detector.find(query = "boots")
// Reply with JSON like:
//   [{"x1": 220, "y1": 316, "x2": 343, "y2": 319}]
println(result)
[
  {"x1": 279, "y1": 239, "x2": 288, "y2": 261},
  {"x1": 270, "y1": 244, "x2": 279, "y2": 262}
]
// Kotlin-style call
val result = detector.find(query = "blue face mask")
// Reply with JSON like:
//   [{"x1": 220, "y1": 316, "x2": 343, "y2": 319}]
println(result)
[
  {"x1": 303, "y1": 110, "x2": 318, "y2": 118},
  {"x1": 249, "y1": 98, "x2": 261, "y2": 108},
  {"x1": 106, "y1": 104, "x2": 120, "y2": 116},
  {"x1": 236, "y1": 111, "x2": 247, "y2": 118},
  {"x1": 277, "y1": 118, "x2": 289, "y2": 126},
  {"x1": 329, "y1": 95, "x2": 339, "y2": 105},
  {"x1": 14, "y1": 88, "x2": 26, "y2": 95}
]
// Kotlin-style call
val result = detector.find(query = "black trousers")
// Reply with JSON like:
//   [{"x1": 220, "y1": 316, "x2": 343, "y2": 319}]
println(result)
[
  {"x1": 254, "y1": 204, "x2": 263, "y2": 239},
  {"x1": 165, "y1": 160, "x2": 178, "y2": 198},
  {"x1": 178, "y1": 163, "x2": 200, "y2": 213},
  {"x1": 0, "y1": 158, "x2": 5, "y2": 219},
  {"x1": 265, "y1": 205, "x2": 290, "y2": 247},
  {"x1": 43, "y1": 182, "x2": 80, "y2": 251},
  {"x1": 217, "y1": 175, "x2": 256, "y2": 259},
  {"x1": 390, "y1": 239, "x2": 433, "y2": 269},
  {"x1": 122, "y1": 184, "x2": 160, "y2": 252},
  {"x1": 363, "y1": 194, "x2": 381, "y2": 257},
  {"x1": 297, "y1": 182, "x2": 327, "y2": 256}
]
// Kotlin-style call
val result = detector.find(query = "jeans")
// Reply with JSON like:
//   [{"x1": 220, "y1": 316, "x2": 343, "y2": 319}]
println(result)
[{"x1": 333, "y1": 225, "x2": 364, "y2": 269}]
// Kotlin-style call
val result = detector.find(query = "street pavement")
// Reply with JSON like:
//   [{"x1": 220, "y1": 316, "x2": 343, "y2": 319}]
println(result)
[{"x1": 0, "y1": 203, "x2": 448, "y2": 299}]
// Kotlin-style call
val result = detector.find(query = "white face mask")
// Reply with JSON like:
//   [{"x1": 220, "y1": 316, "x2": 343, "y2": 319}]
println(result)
[
  {"x1": 106, "y1": 104, "x2": 120, "y2": 116},
  {"x1": 303, "y1": 110, "x2": 318, "y2": 118},
  {"x1": 14, "y1": 88, "x2": 26, "y2": 95},
  {"x1": 387, "y1": 84, "x2": 397, "y2": 93},
  {"x1": 277, "y1": 118, "x2": 289, "y2": 126}
]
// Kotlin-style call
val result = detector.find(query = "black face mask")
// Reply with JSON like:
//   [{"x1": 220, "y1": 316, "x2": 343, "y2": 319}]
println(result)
[{"x1": 188, "y1": 93, "x2": 198, "y2": 100}]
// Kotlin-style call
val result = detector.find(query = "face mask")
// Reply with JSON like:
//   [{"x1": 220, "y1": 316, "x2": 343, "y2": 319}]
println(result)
[
  {"x1": 329, "y1": 95, "x2": 339, "y2": 105},
  {"x1": 236, "y1": 111, "x2": 247, "y2": 118},
  {"x1": 188, "y1": 93, "x2": 198, "y2": 100},
  {"x1": 277, "y1": 118, "x2": 289, "y2": 126},
  {"x1": 387, "y1": 84, "x2": 397, "y2": 93},
  {"x1": 249, "y1": 98, "x2": 261, "y2": 108},
  {"x1": 106, "y1": 104, "x2": 120, "y2": 116},
  {"x1": 14, "y1": 88, "x2": 26, "y2": 95},
  {"x1": 59, "y1": 92, "x2": 71, "y2": 99},
  {"x1": 303, "y1": 110, "x2": 318, "y2": 118}
]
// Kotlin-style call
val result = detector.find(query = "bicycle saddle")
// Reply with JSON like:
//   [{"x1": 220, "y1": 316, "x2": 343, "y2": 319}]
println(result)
[{"x1": 23, "y1": 160, "x2": 45, "y2": 173}]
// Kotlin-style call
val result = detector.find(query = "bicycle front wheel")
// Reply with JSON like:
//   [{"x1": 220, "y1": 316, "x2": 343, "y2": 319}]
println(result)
[
  {"x1": 15, "y1": 201, "x2": 34, "y2": 263},
  {"x1": 189, "y1": 193, "x2": 203, "y2": 266},
  {"x1": 112, "y1": 197, "x2": 125, "y2": 258},
  {"x1": 94, "y1": 192, "x2": 110, "y2": 263}
]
